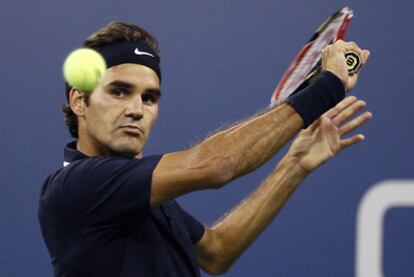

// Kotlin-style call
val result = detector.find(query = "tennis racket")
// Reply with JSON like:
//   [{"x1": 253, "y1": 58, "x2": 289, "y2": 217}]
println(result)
[{"x1": 270, "y1": 7, "x2": 361, "y2": 107}]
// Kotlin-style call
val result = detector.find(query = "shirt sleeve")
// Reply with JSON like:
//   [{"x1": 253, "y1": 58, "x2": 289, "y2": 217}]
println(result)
[
  {"x1": 62, "y1": 155, "x2": 163, "y2": 226},
  {"x1": 174, "y1": 203, "x2": 205, "y2": 244}
]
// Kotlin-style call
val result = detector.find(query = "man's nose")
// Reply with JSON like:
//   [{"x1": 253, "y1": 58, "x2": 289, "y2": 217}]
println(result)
[{"x1": 124, "y1": 95, "x2": 144, "y2": 120}]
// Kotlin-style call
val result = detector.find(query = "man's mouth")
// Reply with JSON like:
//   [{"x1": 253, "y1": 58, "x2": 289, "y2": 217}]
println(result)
[{"x1": 120, "y1": 125, "x2": 144, "y2": 136}]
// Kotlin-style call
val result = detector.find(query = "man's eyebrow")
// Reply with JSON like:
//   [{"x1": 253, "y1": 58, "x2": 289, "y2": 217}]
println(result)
[
  {"x1": 106, "y1": 80, "x2": 161, "y2": 96},
  {"x1": 145, "y1": 88, "x2": 162, "y2": 97},
  {"x1": 106, "y1": 80, "x2": 135, "y2": 89}
]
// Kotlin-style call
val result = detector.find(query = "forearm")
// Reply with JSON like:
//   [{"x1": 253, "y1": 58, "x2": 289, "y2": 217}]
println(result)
[
  {"x1": 197, "y1": 96, "x2": 373, "y2": 273},
  {"x1": 190, "y1": 71, "x2": 345, "y2": 184},
  {"x1": 206, "y1": 156, "x2": 308, "y2": 270},
  {"x1": 152, "y1": 73, "x2": 345, "y2": 206},
  {"x1": 191, "y1": 103, "x2": 303, "y2": 183},
  {"x1": 151, "y1": 104, "x2": 302, "y2": 207}
]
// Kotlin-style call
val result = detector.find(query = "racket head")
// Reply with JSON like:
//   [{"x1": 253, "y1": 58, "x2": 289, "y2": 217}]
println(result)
[{"x1": 270, "y1": 7, "x2": 354, "y2": 107}]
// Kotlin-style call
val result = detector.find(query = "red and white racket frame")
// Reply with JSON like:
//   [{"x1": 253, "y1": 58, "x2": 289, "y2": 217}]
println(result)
[{"x1": 270, "y1": 7, "x2": 354, "y2": 106}]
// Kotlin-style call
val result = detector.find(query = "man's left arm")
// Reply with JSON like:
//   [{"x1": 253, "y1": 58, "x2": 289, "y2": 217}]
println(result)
[{"x1": 194, "y1": 96, "x2": 372, "y2": 275}]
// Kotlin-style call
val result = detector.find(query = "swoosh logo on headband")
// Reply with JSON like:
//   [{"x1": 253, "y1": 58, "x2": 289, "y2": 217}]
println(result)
[{"x1": 134, "y1": 48, "x2": 154, "y2": 57}]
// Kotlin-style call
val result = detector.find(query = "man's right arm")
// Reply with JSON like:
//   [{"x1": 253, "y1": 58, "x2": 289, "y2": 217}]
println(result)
[
  {"x1": 150, "y1": 40, "x2": 370, "y2": 207},
  {"x1": 151, "y1": 103, "x2": 303, "y2": 206}
]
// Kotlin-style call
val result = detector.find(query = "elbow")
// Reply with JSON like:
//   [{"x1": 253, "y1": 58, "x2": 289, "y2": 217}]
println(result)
[
  {"x1": 198, "y1": 231, "x2": 235, "y2": 275},
  {"x1": 206, "y1": 267, "x2": 228, "y2": 275},
  {"x1": 203, "y1": 262, "x2": 231, "y2": 275}
]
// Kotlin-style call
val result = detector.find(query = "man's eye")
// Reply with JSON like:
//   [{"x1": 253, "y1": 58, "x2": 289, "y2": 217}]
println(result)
[
  {"x1": 111, "y1": 89, "x2": 128, "y2": 97},
  {"x1": 142, "y1": 94, "x2": 157, "y2": 104}
]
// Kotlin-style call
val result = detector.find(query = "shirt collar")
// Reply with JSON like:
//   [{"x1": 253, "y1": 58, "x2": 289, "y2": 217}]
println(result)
[{"x1": 63, "y1": 141, "x2": 89, "y2": 166}]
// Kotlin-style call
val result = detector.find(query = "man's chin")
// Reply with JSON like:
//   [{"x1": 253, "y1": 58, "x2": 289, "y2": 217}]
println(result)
[{"x1": 108, "y1": 143, "x2": 142, "y2": 159}]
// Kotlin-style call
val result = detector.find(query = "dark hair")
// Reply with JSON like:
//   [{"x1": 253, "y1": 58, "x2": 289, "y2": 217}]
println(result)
[{"x1": 63, "y1": 22, "x2": 160, "y2": 138}]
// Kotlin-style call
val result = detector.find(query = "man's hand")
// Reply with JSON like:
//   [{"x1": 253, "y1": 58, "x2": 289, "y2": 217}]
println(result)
[
  {"x1": 286, "y1": 96, "x2": 372, "y2": 173},
  {"x1": 322, "y1": 40, "x2": 371, "y2": 91}
]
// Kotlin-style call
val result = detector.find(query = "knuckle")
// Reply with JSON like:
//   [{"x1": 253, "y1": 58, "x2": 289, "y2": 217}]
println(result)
[
  {"x1": 348, "y1": 41, "x2": 357, "y2": 47},
  {"x1": 347, "y1": 41, "x2": 362, "y2": 52}
]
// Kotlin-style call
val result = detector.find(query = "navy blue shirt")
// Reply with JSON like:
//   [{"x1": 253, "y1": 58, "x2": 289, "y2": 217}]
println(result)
[{"x1": 38, "y1": 142, "x2": 205, "y2": 277}]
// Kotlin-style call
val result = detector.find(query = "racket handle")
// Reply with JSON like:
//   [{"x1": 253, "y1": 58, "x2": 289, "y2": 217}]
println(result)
[
  {"x1": 345, "y1": 51, "x2": 361, "y2": 75},
  {"x1": 288, "y1": 51, "x2": 362, "y2": 98}
]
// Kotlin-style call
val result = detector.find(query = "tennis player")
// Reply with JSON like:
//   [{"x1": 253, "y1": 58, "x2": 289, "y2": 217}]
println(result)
[{"x1": 39, "y1": 22, "x2": 371, "y2": 276}]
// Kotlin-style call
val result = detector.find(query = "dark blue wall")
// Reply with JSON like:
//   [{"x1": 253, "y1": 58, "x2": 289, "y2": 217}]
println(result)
[{"x1": 1, "y1": 1, "x2": 413, "y2": 276}]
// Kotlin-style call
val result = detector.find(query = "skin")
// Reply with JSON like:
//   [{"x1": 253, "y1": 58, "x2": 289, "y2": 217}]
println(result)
[
  {"x1": 195, "y1": 96, "x2": 372, "y2": 274},
  {"x1": 69, "y1": 63, "x2": 161, "y2": 158},
  {"x1": 69, "y1": 40, "x2": 371, "y2": 274},
  {"x1": 322, "y1": 40, "x2": 371, "y2": 91}
]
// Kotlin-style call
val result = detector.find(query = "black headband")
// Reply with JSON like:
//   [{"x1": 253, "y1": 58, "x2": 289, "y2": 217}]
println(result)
[{"x1": 97, "y1": 41, "x2": 161, "y2": 82}]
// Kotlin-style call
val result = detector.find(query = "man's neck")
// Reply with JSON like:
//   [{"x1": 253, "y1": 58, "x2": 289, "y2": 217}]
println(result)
[
  {"x1": 76, "y1": 136, "x2": 106, "y2": 157},
  {"x1": 76, "y1": 137, "x2": 144, "y2": 159}
]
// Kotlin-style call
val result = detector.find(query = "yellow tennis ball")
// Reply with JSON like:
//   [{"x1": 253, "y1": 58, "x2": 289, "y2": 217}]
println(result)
[{"x1": 63, "y1": 48, "x2": 106, "y2": 92}]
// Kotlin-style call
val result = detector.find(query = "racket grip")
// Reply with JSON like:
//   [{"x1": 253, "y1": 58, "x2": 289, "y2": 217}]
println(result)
[{"x1": 345, "y1": 51, "x2": 361, "y2": 75}]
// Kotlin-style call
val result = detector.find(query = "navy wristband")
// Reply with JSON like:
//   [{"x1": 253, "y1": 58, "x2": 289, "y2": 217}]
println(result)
[{"x1": 287, "y1": 71, "x2": 345, "y2": 128}]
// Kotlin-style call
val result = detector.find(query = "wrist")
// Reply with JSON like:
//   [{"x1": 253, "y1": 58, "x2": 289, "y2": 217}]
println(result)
[
  {"x1": 287, "y1": 71, "x2": 345, "y2": 128},
  {"x1": 279, "y1": 155, "x2": 310, "y2": 179},
  {"x1": 324, "y1": 70, "x2": 347, "y2": 91}
]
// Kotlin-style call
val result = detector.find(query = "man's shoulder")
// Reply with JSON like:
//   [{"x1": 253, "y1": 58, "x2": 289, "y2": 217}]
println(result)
[
  {"x1": 42, "y1": 154, "x2": 164, "y2": 193},
  {"x1": 65, "y1": 154, "x2": 163, "y2": 171}
]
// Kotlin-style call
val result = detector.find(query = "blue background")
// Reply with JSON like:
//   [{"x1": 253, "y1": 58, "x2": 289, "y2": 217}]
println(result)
[{"x1": 1, "y1": 0, "x2": 413, "y2": 276}]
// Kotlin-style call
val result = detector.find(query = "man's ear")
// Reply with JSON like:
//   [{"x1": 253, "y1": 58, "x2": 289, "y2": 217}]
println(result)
[{"x1": 69, "y1": 88, "x2": 87, "y2": 117}]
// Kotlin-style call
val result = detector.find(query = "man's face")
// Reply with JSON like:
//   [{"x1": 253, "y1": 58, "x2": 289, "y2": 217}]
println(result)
[{"x1": 80, "y1": 63, "x2": 160, "y2": 157}]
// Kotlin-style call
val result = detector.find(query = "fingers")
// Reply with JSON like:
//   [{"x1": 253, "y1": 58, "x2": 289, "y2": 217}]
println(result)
[
  {"x1": 324, "y1": 96, "x2": 357, "y2": 118},
  {"x1": 362, "y1": 50, "x2": 371, "y2": 64},
  {"x1": 354, "y1": 49, "x2": 371, "y2": 75},
  {"x1": 339, "y1": 111, "x2": 372, "y2": 136},
  {"x1": 322, "y1": 95, "x2": 372, "y2": 151},
  {"x1": 340, "y1": 134, "x2": 365, "y2": 149},
  {"x1": 337, "y1": 40, "x2": 371, "y2": 73},
  {"x1": 332, "y1": 99, "x2": 367, "y2": 126},
  {"x1": 321, "y1": 43, "x2": 348, "y2": 87},
  {"x1": 334, "y1": 40, "x2": 364, "y2": 58},
  {"x1": 333, "y1": 94, "x2": 372, "y2": 150},
  {"x1": 321, "y1": 45, "x2": 330, "y2": 71}
]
